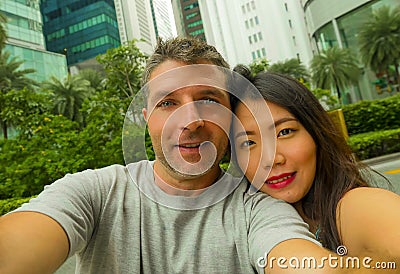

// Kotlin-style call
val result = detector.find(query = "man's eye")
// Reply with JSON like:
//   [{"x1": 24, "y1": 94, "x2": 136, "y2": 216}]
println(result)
[
  {"x1": 158, "y1": 101, "x2": 174, "y2": 107},
  {"x1": 278, "y1": 128, "x2": 294, "y2": 137}
]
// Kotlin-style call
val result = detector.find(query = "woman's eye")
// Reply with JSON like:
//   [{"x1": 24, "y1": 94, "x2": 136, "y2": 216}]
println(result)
[
  {"x1": 278, "y1": 128, "x2": 294, "y2": 137},
  {"x1": 240, "y1": 140, "x2": 255, "y2": 148}
]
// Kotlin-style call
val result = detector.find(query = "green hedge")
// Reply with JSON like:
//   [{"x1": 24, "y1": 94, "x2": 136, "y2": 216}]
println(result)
[
  {"x1": 0, "y1": 196, "x2": 35, "y2": 216},
  {"x1": 342, "y1": 94, "x2": 400, "y2": 135},
  {"x1": 348, "y1": 128, "x2": 400, "y2": 160}
]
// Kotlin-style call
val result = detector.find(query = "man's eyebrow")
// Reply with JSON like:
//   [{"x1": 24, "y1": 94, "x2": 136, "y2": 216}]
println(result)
[{"x1": 199, "y1": 88, "x2": 228, "y2": 98}]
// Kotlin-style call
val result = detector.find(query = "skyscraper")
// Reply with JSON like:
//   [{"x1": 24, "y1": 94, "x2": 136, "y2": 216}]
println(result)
[
  {"x1": 0, "y1": 0, "x2": 67, "y2": 82},
  {"x1": 172, "y1": 0, "x2": 205, "y2": 41},
  {"x1": 150, "y1": 0, "x2": 177, "y2": 39},
  {"x1": 41, "y1": 0, "x2": 121, "y2": 70},
  {"x1": 114, "y1": 0, "x2": 157, "y2": 54}
]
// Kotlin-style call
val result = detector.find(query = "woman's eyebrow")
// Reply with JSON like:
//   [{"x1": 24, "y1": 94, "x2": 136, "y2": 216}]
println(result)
[
  {"x1": 270, "y1": 117, "x2": 298, "y2": 129},
  {"x1": 235, "y1": 130, "x2": 255, "y2": 139}
]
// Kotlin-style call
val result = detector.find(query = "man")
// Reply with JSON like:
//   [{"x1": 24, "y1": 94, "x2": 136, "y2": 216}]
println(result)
[{"x1": 0, "y1": 37, "x2": 378, "y2": 274}]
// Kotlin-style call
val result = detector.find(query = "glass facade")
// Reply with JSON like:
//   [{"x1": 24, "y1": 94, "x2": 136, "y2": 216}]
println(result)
[
  {"x1": 4, "y1": 44, "x2": 68, "y2": 83},
  {"x1": 311, "y1": 0, "x2": 400, "y2": 102},
  {"x1": 0, "y1": 0, "x2": 44, "y2": 48},
  {"x1": 0, "y1": 0, "x2": 68, "y2": 83},
  {"x1": 41, "y1": 0, "x2": 121, "y2": 66}
]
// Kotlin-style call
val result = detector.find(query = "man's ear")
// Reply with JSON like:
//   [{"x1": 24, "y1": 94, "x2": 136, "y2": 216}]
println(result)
[{"x1": 142, "y1": 108, "x2": 147, "y2": 121}]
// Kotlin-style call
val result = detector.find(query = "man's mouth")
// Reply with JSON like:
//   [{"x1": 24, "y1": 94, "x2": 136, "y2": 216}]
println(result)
[{"x1": 179, "y1": 143, "x2": 201, "y2": 148}]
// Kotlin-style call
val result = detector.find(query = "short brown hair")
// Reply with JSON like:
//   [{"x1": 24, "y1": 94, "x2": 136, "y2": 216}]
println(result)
[{"x1": 141, "y1": 37, "x2": 229, "y2": 85}]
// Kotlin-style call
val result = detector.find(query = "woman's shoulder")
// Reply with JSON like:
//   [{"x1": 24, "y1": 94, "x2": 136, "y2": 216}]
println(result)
[{"x1": 340, "y1": 186, "x2": 399, "y2": 205}]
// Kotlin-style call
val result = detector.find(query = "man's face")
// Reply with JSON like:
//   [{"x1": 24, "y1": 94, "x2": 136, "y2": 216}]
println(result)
[{"x1": 143, "y1": 60, "x2": 231, "y2": 184}]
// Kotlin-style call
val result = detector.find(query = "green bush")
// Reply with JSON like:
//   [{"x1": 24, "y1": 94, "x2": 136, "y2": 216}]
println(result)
[
  {"x1": 0, "y1": 196, "x2": 35, "y2": 216},
  {"x1": 348, "y1": 128, "x2": 400, "y2": 160},
  {"x1": 342, "y1": 94, "x2": 400, "y2": 135}
]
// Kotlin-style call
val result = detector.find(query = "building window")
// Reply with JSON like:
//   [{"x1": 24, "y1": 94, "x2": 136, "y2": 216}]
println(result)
[
  {"x1": 292, "y1": 36, "x2": 296, "y2": 46},
  {"x1": 297, "y1": 53, "x2": 300, "y2": 61},
  {"x1": 258, "y1": 32, "x2": 262, "y2": 40},
  {"x1": 187, "y1": 20, "x2": 203, "y2": 28},
  {"x1": 262, "y1": 48, "x2": 266, "y2": 57},
  {"x1": 184, "y1": 3, "x2": 199, "y2": 11},
  {"x1": 251, "y1": 1, "x2": 256, "y2": 9},
  {"x1": 250, "y1": 18, "x2": 254, "y2": 27},
  {"x1": 242, "y1": 5, "x2": 246, "y2": 14},
  {"x1": 252, "y1": 51, "x2": 256, "y2": 60},
  {"x1": 255, "y1": 16, "x2": 259, "y2": 25},
  {"x1": 257, "y1": 49, "x2": 261, "y2": 58},
  {"x1": 248, "y1": 36, "x2": 252, "y2": 44},
  {"x1": 288, "y1": 19, "x2": 292, "y2": 28},
  {"x1": 253, "y1": 33, "x2": 258, "y2": 43},
  {"x1": 245, "y1": 20, "x2": 249, "y2": 29},
  {"x1": 246, "y1": 3, "x2": 250, "y2": 12},
  {"x1": 285, "y1": 3, "x2": 288, "y2": 12},
  {"x1": 186, "y1": 12, "x2": 198, "y2": 20}
]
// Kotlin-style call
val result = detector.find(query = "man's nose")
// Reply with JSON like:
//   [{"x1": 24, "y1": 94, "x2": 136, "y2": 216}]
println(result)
[{"x1": 180, "y1": 102, "x2": 205, "y2": 131}]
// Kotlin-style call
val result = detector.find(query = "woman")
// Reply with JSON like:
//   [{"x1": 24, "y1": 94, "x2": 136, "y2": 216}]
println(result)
[{"x1": 232, "y1": 65, "x2": 400, "y2": 260}]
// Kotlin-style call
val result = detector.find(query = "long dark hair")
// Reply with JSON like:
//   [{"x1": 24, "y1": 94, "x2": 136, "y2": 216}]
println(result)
[{"x1": 233, "y1": 65, "x2": 370, "y2": 251}]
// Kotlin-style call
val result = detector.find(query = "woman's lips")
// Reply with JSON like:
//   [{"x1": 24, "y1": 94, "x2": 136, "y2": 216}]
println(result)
[{"x1": 266, "y1": 172, "x2": 296, "y2": 189}]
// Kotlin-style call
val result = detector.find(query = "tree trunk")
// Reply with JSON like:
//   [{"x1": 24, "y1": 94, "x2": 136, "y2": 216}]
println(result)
[
  {"x1": 394, "y1": 62, "x2": 400, "y2": 91},
  {"x1": 334, "y1": 79, "x2": 342, "y2": 106},
  {"x1": 2, "y1": 120, "x2": 7, "y2": 139}
]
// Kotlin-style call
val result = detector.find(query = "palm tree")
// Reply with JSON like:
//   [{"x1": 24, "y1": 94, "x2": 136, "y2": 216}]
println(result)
[
  {"x1": 0, "y1": 12, "x2": 7, "y2": 51},
  {"x1": 358, "y1": 5, "x2": 400, "y2": 86},
  {"x1": 0, "y1": 51, "x2": 36, "y2": 138},
  {"x1": 43, "y1": 75, "x2": 93, "y2": 124},
  {"x1": 310, "y1": 46, "x2": 360, "y2": 105},
  {"x1": 269, "y1": 58, "x2": 310, "y2": 82},
  {"x1": 78, "y1": 69, "x2": 105, "y2": 92}
]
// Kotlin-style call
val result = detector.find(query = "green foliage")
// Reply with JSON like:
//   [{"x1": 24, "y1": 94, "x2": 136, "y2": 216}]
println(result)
[
  {"x1": 249, "y1": 58, "x2": 269, "y2": 76},
  {"x1": 0, "y1": 12, "x2": 7, "y2": 51},
  {"x1": 358, "y1": 5, "x2": 400, "y2": 82},
  {"x1": 0, "y1": 114, "x2": 82, "y2": 198},
  {"x1": 42, "y1": 74, "x2": 94, "y2": 125},
  {"x1": 0, "y1": 196, "x2": 35, "y2": 216},
  {"x1": 301, "y1": 81, "x2": 339, "y2": 110},
  {"x1": 97, "y1": 39, "x2": 148, "y2": 98},
  {"x1": 348, "y1": 128, "x2": 400, "y2": 160},
  {"x1": 0, "y1": 88, "x2": 51, "y2": 135},
  {"x1": 310, "y1": 46, "x2": 360, "y2": 104},
  {"x1": 268, "y1": 58, "x2": 310, "y2": 82},
  {"x1": 342, "y1": 94, "x2": 400, "y2": 135}
]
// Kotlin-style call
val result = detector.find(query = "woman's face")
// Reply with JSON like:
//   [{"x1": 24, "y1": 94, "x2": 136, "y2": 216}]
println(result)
[{"x1": 233, "y1": 100, "x2": 317, "y2": 203}]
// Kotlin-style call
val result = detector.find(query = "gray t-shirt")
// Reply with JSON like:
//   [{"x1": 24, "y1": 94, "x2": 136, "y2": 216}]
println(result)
[{"x1": 15, "y1": 160, "x2": 319, "y2": 273}]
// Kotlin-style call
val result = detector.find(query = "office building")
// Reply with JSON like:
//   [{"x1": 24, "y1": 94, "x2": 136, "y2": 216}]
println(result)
[
  {"x1": 172, "y1": 0, "x2": 205, "y2": 41},
  {"x1": 302, "y1": 0, "x2": 399, "y2": 102},
  {"x1": 0, "y1": 0, "x2": 67, "y2": 83},
  {"x1": 41, "y1": 0, "x2": 120, "y2": 70},
  {"x1": 150, "y1": 0, "x2": 177, "y2": 39}
]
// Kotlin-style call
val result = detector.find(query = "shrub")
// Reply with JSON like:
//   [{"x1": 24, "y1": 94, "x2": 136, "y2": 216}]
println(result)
[
  {"x1": 0, "y1": 196, "x2": 35, "y2": 216},
  {"x1": 342, "y1": 94, "x2": 400, "y2": 135},
  {"x1": 348, "y1": 128, "x2": 400, "y2": 160}
]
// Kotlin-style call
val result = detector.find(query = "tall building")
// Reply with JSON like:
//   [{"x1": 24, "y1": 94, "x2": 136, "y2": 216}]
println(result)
[
  {"x1": 173, "y1": 0, "x2": 313, "y2": 69},
  {"x1": 41, "y1": 0, "x2": 121, "y2": 70},
  {"x1": 114, "y1": 0, "x2": 157, "y2": 54},
  {"x1": 150, "y1": 0, "x2": 177, "y2": 39},
  {"x1": 0, "y1": 0, "x2": 67, "y2": 83},
  {"x1": 301, "y1": 0, "x2": 399, "y2": 102},
  {"x1": 172, "y1": 0, "x2": 205, "y2": 41}
]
